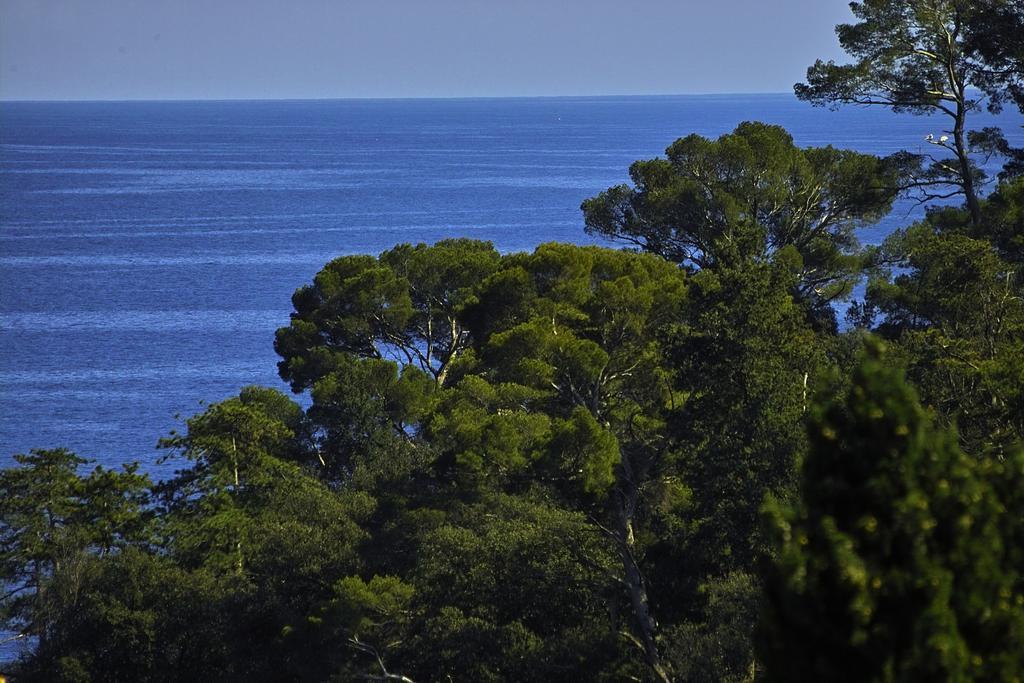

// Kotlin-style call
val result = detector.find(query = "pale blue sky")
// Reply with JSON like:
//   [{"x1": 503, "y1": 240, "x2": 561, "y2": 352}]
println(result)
[{"x1": 0, "y1": 0, "x2": 853, "y2": 101}]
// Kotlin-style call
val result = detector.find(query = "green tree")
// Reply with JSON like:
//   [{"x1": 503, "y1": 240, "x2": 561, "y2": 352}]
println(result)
[
  {"x1": 275, "y1": 238, "x2": 500, "y2": 391},
  {"x1": 0, "y1": 449, "x2": 150, "y2": 654},
  {"x1": 671, "y1": 254, "x2": 822, "y2": 563},
  {"x1": 273, "y1": 239, "x2": 497, "y2": 485},
  {"x1": 968, "y1": 0, "x2": 1024, "y2": 180},
  {"x1": 275, "y1": 241, "x2": 693, "y2": 680},
  {"x1": 796, "y1": 0, "x2": 1024, "y2": 222},
  {"x1": 406, "y1": 495, "x2": 621, "y2": 682},
  {"x1": 291, "y1": 494, "x2": 621, "y2": 682},
  {"x1": 858, "y1": 179, "x2": 1024, "y2": 456},
  {"x1": 760, "y1": 345, "x2": 1024, "y2": 681},
  {"x1": 296, "y1": 573, "x2": 418, "y2": 682},
  {"x1": 157, "y1": 392, "x2": 302, "y2": 574},
  {"x1": 644, "y1": 253, "x2": 827, "y2": 682},
  {"x1": 155, "y1": 388, "x2": 369, "y2": 602},
  {"x1": 17, "y1": 550, "x2": 240, "y2": 683},
  {"x1": 461, "y1": 244, "x2": 688, "y2": 681},
  {"x1": 581, "y1": 121, "x2": 905, "y2": 312},
  {"x1": 274, "y1": 239, "x2": 838, "y2": 681},
  {"x1": 8, "y1": 388, "x2": 374, "y2": 682},
  {"x1": 302, "y1": 354, "x2": 436, "y2": 486}
]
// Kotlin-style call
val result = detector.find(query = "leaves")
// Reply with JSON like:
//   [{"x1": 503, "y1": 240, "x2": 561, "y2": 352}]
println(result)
[
  {"x1": 760, "y1": 345, "x2": 1024, "y2": 682},
  {"x1": 796, "y1": 0, "x2": 1024, "y2": 218},
  {"x1": 862, "y1": 182, "x2": 1024, "y2": 455},
  {"x1": 0, "y1": 449, "x2": 152, "y2": 641},
  {"x1": 581, "y1": 122, "x2": 903, "y2": 309}
]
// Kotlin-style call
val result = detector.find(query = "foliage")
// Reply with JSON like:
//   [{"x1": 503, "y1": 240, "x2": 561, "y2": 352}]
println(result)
[
  {"x1": 668, "y1": 255, "x2": 824, "y2": 579},
  {"x1": 20, "y1": 551, "x2": 239, "y2": 683},
  {"x1": 5, "y1": 12, "x2": 1024, "y2": 670},
  {"x1": 760, "y1": 344, "x2": 1024, "y2": 681},
  {"x1": 857, "y1": 179, "x2": 1024, "y2": 456},
  {"x1": 796, "y1": 0, "x2": 1024, "y2": 220},
  {"x1": 5, "y1": 217, "x2": 1022, "y2": 680},
  {"x1": 581, "y1": 121, "x2": 906, "y2": 309},
  {"x1": 275, "y1": 238, "x2": 500, "y2": 391},
  {"x1": 0, "y1": 449, "x2": 151, "y2": 651}
]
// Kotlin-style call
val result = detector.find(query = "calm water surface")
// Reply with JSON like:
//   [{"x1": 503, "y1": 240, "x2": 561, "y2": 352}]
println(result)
[{"x1": 2, "y1": 96, "x2": 1022, "y2": 477}]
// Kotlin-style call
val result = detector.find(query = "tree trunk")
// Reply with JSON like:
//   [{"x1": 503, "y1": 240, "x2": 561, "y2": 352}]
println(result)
[
  {"x1": 616, "y1": 454, "x2": 672, "y2": 683},
  {"x1": 942, "y1": 13, "x2": 981, "y2": 227},
  {"x1": 232, "y1": 436, "x2": 244, "y2": 576},
  {"x1": 953, "y1": 108, "x2": 981, "y2": 226}
]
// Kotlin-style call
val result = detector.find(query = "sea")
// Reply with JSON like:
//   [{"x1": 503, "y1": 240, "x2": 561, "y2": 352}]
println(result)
[{"x1": 2, "y1": 95, "x2": 1022, "y2": 480}]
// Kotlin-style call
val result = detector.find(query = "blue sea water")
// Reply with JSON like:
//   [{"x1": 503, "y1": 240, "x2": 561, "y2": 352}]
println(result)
[{"x1": 2, "y1": 95, "x2": 1022, "y2": 480}]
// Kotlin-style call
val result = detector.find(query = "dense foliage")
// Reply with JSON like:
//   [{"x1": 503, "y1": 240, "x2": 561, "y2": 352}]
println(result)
[
  {"x1": 3, "y1": 3, "x2": 1023, "y2": 680},
  {"x1": 761, "y1": 344, "x2": 1024, "y2": 682},
  {"x1": 580, "y1": 121, "x2": 906, "y2": 313}
]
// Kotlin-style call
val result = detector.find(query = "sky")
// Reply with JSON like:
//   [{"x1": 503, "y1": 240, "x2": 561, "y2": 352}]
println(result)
[{"x1": 0, "y1": 0, "x2": 853, "y2": 101}]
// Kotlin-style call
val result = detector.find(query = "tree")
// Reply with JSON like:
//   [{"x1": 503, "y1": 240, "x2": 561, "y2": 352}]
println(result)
[
  {"x1": 968, "y1": 1, "x2": 1024, "y2": 180},
  {"x1": 666, "y1": 253, "x2": 825, "y2": 572},
  {"x1": 7, "y1": 389, "x2": 374, "y2": 682},
  {"x1": 273, "y1": 239, "x2": 844, "y2": 680},
  {"x1": 796, "y1": 0, "x2": 1024, "y2": 223},
  {"x1": 291, "y1": 494, "x2": 621, "y2": 683},
  {"x1": 760, "y1": 344, "x2": 1024, "y2": 681},
  {"x1": 275, "y1": 241, "x2": 695, "y2": 680},
  {"x1": 641, "y1": 253, "x2": 828, "y2": 682},
  {"x1": 156, "y1": 392, "x2": 303, "y2": 575},
  {"x1": 962, "y1": 0, "x2": 1024, "y2": 116},
  {"x1": 302, "y1": 354, "x2": 436, "y2": 486},
  {"x1": 155, "y1": 389, "x2": 369, "y2": 604},
  {"x1": 292, "y1": 573, "x2": 418, "y2": 683},
  {"x1": 273, "y1": 239, "x2": 499, "y2": 486},
  {"x1": 581, "y1": 121, "x2": 905, "y2": 313},
  {"x1": 0, "y1": 449, "x2": 150, "y2": 654},
  {"x1": 461, "y1": 244, "x2": 689, "y2": 682},
  {"x1": 275, "y1": 238, "x2": 500, "y2": 392},
  {"x1": 17, "y1": 550, "x2": 240, "y2": 683},
  {"x1": 856, "y1": 179, "x2": 1024, "y2": 456},
  {"x1": 406, "y1": 495, "x2": 621, "y2": 682}
]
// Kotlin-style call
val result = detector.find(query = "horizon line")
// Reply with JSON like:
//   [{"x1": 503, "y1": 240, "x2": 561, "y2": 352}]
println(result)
[{"x1": 0, "y1": 91, "x2": 797, "y2": 105}]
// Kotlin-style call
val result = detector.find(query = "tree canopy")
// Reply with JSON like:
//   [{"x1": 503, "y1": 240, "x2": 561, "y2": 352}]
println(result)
[
  {"x1": 796, "y1": 0, "x2": 1024, "y2": 221},
  {"x1": 581, "y1": 121, "x2": 906, "y2": 312},
  {"x1": 4, "y1": 195, "x2": 1024, "y2": 681}
]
